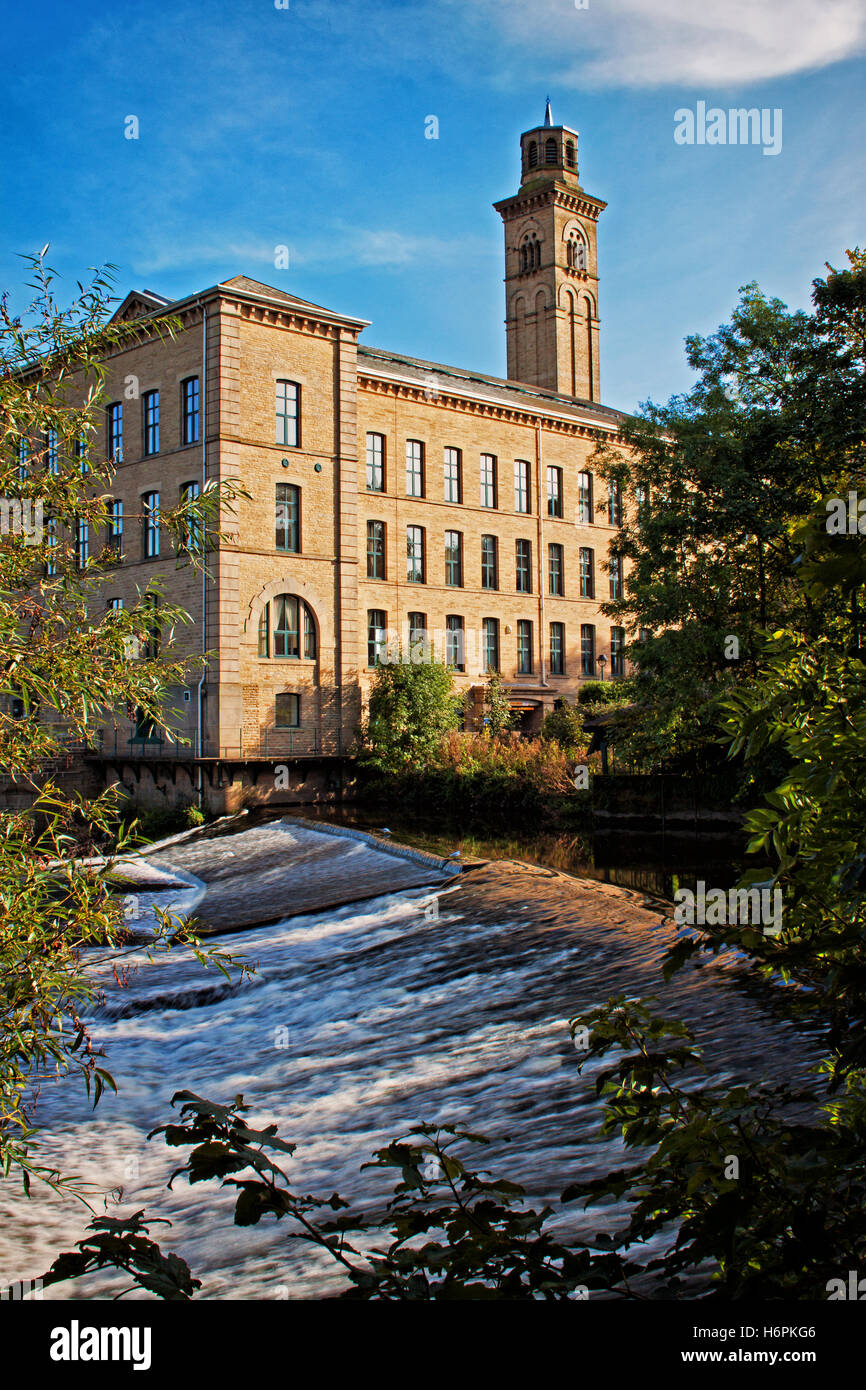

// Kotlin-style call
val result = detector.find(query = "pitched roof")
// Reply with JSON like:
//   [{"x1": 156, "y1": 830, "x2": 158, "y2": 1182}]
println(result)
[
  {"x1": 357, "y1": 344, "x2": 626, "y2": 429},
  {"x1": 110, "y1": 276, "x2": 369, "y2": 329},
  {"x1": 216, "y1": 275, "x2": 368, "y2": 323}
]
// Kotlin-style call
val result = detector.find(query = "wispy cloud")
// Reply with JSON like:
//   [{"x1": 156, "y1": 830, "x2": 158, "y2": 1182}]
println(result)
[
  {"x1": 458, "y1": 0, "x2": 866, "y2": 88},
  {"x1": 130, "y1": 240, "x2": 274, "y2": 277},
  {"x1": 129, "y1": 227, "x2": 491, "y2": 280},
  {"x1": 296, "y1": 227, "x2": 494, "y2": 269}
]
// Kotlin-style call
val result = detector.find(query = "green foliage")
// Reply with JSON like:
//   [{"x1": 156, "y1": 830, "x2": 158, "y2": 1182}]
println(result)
[
  {"x1": 358, "y1": 653, "x2": 459, "y2": 773},
  {"x1": 540, "y1": 702, "x2": 587, "y2": 749},
  {"x1": 0, "y1": 254, "x2": 247, "y2": 1194},
  {"x1": 576, "y1": 679, "x2": 632, "y2": 706},
  {"x1": 559, "y1": 996, "x2": 862, "y2": 1299},
  {"x1": 35, "y1": 1211, "x2": 200, "y2": 1301},
  {"x1": 360, "y1": 731, "x2": 578, "y2": 827},
  {"x1": 146, "y1": 1091, "x2": 602, "y2": 1299},
  {"x1": 481, "y1": 671, "x2": 514, "y2": 737},
  {"x1": 595, "y1": 250, "x2": 866, "y2": 772}
]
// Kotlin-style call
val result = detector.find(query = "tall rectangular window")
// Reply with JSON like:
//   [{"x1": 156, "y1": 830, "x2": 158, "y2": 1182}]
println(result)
[
  {"x1": 481, "y1": 534, "x2": 498, "y2": 590},
  {"x1": 514, "y1": 459, "x2": 531, "y2": 513},
  {"x1": 366, "y1": 433, "x2": 385, "y2": 492},
  {"x1": 133, "y1": 707, "x2": 158, "y2": 741},
  {"x1": 581, "y1": 624, "x2": 596, "y2": 676},
  {"x1": 611, "y1": 626, "x2": 626, "y2": 676},
  {"x1": 480, "y1": 453, "x2": 497, "y2": 508},
  {"x1": 548, "y1": 543, "x2": 564, "y2": 596},
  {"x1": 44, "y1": 429, "x2": 58, "y2": 475},
  {"x1": 367, "y1": 609, "x2": 387, "y2": 667},
  {"x1": 107, "y1": 403, "x2": 123, "y2": 463},
  {"x1": 406, "y1": 439, "x2": 425, "y2": 497},
  {"x1": 517, "y1": 619, "x2": 533, "y2": 675},
  {"x1": 45, "y1": 517, "x2": 57, "y2": 576},
  {"x1": 547, "y1": 465, "x2": 563, "y2": 518},
  {"x1": 143, "y1": 390, "x2": 160, "y2": 456},
  {"x1": 276, "y1": 483, "x2": 300, "y2": 552},
  {"x1": 444, "y1": 447, "x2": 462, "y2": 503},
  {"x1": 516, "y1": 538, "x2": 532, "y2": 593},
  {"x1": 143, "y1": 593, "x2": 160, "y2": 659},
  {"x1": 609, "y1": 554, "x2": 624, "y2": 600},
  {"x1": 367, "y1": 520, "x2": 386, "y2": 579},
  {"x1": 549, "y1": 622, "x2": 565, "y2": 676},
  {"x1": 275, "y1": 693, "x2": 301, "y2": 728},
  {"x1": 181, "y1": 377, "x2": 200, "y2": 445},
  {"x1": 258, "y1": 603, "x2": 269, "y2": 657},
  {"x1": 577, "y1": 470, "x2": 593, "y2": 524},
  {"x1": 107, "y1": 499, "x2": 123, "y2": 558},
  {"x1": 276, "y1": 380, "x2": 300, "y2": 447},
  {"x1": 142, "y1": 491, "x2": 159, "y2": 558},
  {"x1": 180, "y1": 480, "x2": 201, "y2": 551},
  {"x1": 482, "y1": 617, "x2": 500, "y2": 673},
  {"x1": 445, "y1": 614, "x2": 465, "y2": 672},
  {"x1": 579, "y1": 546, "x2": 594, "y2": 598},
  {"x1": 608, "y1": 480, "x2": 623, "y2": 527},
  {"x1": 445, "y1": 530, "x2": 463, "y2": 587},
  {"x1": 407, "y1": 525, "x2": 425, "y2": 583},
  {"x1": 636, "y1": 484, "x2": 649, "y2": 520},
  {"x1": 408, "y1": 612, "x2": 428, "y2": 658}
]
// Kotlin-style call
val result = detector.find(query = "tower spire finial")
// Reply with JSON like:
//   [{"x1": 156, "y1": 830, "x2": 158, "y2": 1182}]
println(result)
[{"x1": 544, "y1": 96, "x2": 553, "y2": 127}]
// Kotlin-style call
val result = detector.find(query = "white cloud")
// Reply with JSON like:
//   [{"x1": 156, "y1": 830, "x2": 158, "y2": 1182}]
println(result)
[
  {"x1": 298, "y1": 227, "x2": 493, "y2": 269},
  {"x1": 130, "y1": 240, "x2": 273, "y2": 277},
  {"x1": 464, "y1": 0, "x2": 866, "y2": 88},
  {"x1": 129, "y1": 227, "x2": 491, "y2": 281}
]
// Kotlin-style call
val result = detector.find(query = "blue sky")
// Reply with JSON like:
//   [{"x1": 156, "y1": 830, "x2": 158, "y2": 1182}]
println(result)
[{"x1": 3, "y1": 0, "x2": 865, "y2": 412}]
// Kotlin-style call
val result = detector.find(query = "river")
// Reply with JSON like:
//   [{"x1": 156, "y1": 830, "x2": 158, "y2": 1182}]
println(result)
[{"x1": 0, "y1": 812, "x2": 815, "y2": 1300}]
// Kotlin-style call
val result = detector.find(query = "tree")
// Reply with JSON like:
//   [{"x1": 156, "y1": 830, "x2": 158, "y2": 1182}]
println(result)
[
  {"x1": 482, "y1": 671, "x2": 514, "y2": 737},
  {"x1": 0, "y1": 253, "x2": 246, "y2": 1196},
  {"x1": 540, "y1": 701, "x2": 586, "y2": 749},
  {"x1": 594, "y1": 250, "x2": 866, "y2": 771},
  {"x1": 359, "y1": 650, "x2": 459, "y2": 773}
]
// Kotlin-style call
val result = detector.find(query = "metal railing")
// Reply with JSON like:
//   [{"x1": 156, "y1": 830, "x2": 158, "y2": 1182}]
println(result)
[{"x1": 94, "y1": 728, "x2": 344, "y2": 760}]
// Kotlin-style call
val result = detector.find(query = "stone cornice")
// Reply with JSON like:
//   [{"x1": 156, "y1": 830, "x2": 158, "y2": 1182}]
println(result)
[
  {"x1": 357, "y1": 371, "x2": 621, "y2": 440},
  {"x1": 234, "y1": 298, "x2": 357, "y2": 341},
  {"x1": 494, "y1": 185, "x2": 607, "y2": 222}
]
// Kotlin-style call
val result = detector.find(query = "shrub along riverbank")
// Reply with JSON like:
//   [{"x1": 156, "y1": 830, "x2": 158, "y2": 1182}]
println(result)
[{"x1": 357, "y1": 729, "x2": 592, "y2": 829}]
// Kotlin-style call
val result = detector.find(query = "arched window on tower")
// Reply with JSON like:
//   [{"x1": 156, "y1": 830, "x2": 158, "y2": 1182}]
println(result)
[
  {"x1": 565, "y1": 140, "x2": 576, "y2": 169},
  {"x1": 520, "y1": 234, "x2": 540, "y2": 273},
  {"x1": 545, "y1": 137, "x2": 557, "y2": 165},
  {"x1": 567, "y1": 235, "x2": 587, "y2": 272},
  {"x1": 528, "y1": 140, "x2": 538, "y2": 168}
]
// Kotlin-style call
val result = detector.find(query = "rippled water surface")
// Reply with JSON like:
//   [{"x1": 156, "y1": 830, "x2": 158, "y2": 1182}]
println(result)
[{"x1": 0, "y1": 820, "x2": 813, "y2": 1299}]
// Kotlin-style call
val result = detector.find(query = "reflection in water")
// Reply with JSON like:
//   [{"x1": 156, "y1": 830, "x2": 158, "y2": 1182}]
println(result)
[{"x1": 288, "y1": 802, "x2": 747, "y2": 901}]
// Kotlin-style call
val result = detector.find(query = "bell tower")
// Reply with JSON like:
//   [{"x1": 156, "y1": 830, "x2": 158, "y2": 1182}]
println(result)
[{"x1": 494, "y1": 101, "x2": 606, "y2": 400}]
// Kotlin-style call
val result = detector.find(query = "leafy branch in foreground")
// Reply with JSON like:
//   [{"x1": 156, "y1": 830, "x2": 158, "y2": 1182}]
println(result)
[
  {"x1": 141, "y1": 982, "x2": 866, "y2": 1303},
  {"x1": 147, "y1": 1091, "x2": 619, "y2": 1300},
  {"x1": 30, "y1": 1211, "x2": 200, "y2": 1301},
  {"x1": 0, "y1": 253, "x2": 250, "y2": 1196}
]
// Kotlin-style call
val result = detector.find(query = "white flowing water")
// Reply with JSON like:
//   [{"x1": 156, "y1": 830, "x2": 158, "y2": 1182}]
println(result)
[{"x1": 0, "y1": 839, "x2": 814, "y2": 1300}]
